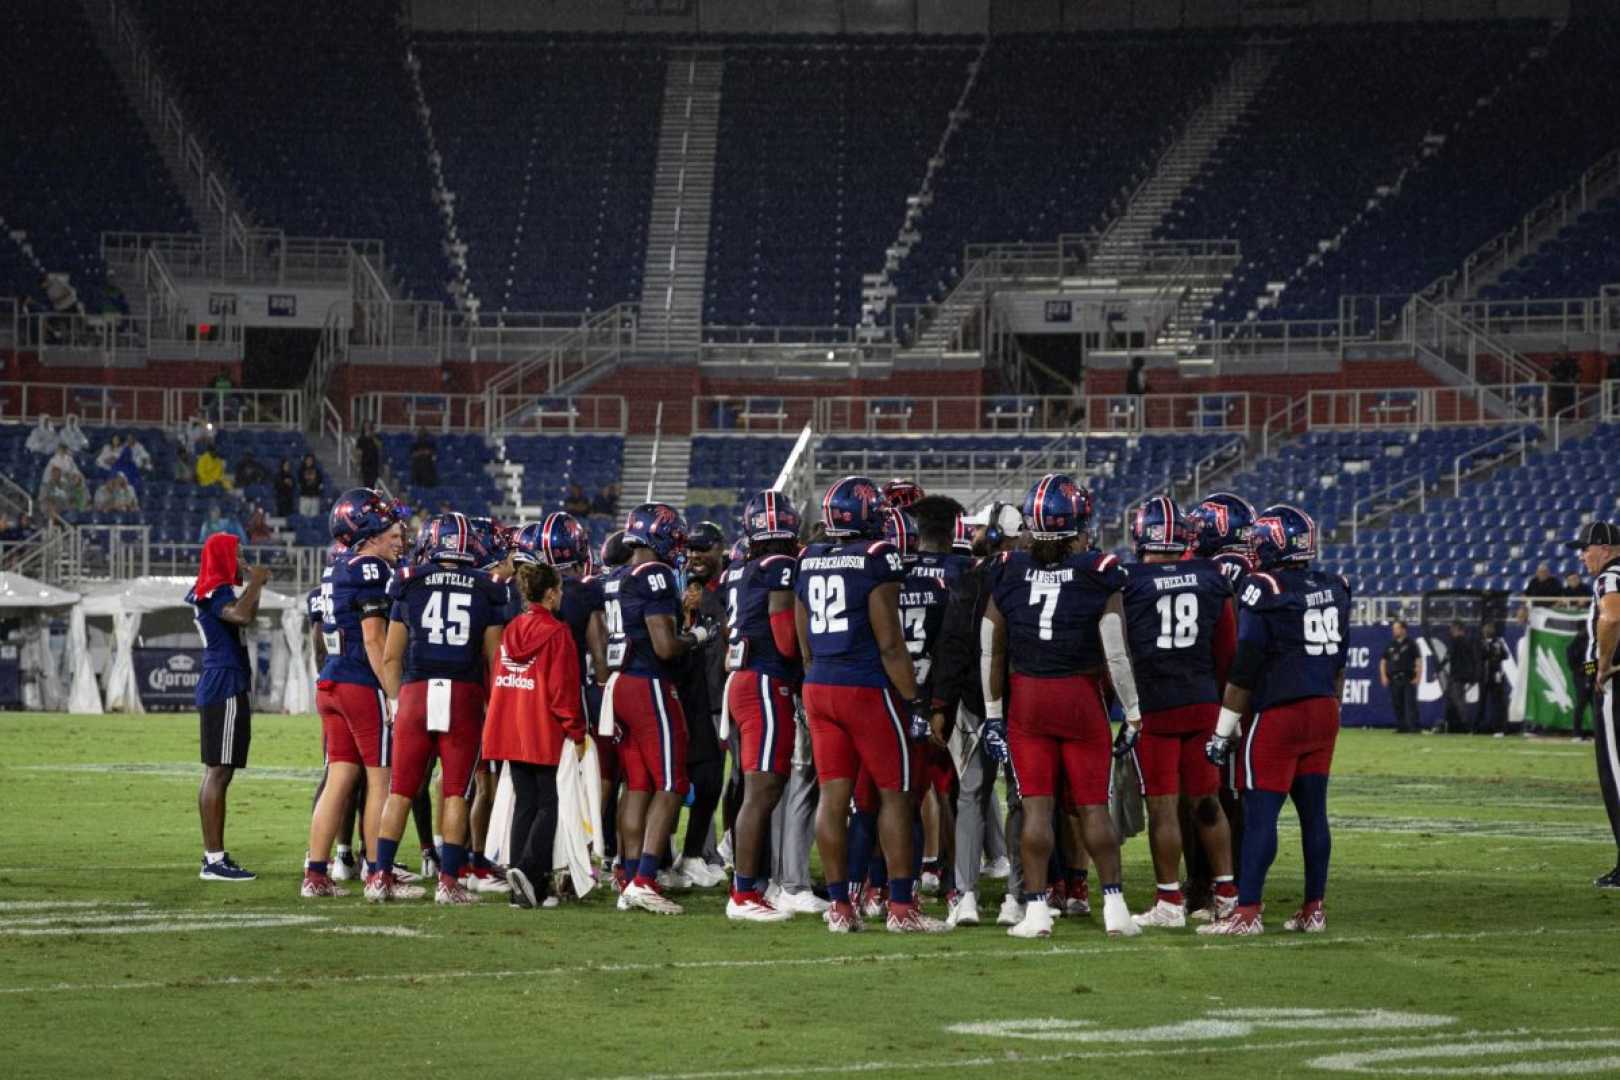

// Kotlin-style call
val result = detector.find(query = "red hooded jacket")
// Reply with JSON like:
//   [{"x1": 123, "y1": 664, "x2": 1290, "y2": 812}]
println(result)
[
  {"x1": 481, "y1": 605, "x2": 584, "y2": 767},
  {"x1": 193, "y1": 533, "x2": 241, "y2": 601}
]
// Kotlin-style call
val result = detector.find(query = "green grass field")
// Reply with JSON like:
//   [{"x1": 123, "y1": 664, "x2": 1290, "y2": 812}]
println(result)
[{"x1": 2, "y1": 713, "x2": 1618, "y2": 1079}]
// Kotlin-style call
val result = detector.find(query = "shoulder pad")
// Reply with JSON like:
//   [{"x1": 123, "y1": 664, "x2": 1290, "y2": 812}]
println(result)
[
  {"x1": 758, "y1": 553, "x2": 796, "y2": 569},
  {"x1": 865, "y1": 539, "x2": 896, "y2": 557},
  {"x1": 631, "y1": 560, "x2": 667, "y2": 577},
  {"x1": 1245, "y1": 571, "x2": 1282, "y2": 597}
]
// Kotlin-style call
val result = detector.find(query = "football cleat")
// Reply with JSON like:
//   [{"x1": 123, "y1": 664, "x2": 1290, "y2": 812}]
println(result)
[
  {"x1": 1008, "y1": 899, "x2": 1054, "y2": 939},
  {"x1": 675, "y1": 856, "x2": 725, "y2": 889},
  {"x1": 389, "y1": 864, "x2": 423, "y2": 884},
  {"x1": 886, "y1": 902, "x2": 951, "y2": 933},
  {"x1": 946, "y1": 890, "x2": 981, "y2": 928},
  {"x1": 1065, "y1": 880, "x2": 1091, "y2": 917},
  {"x1": 984, "y1": 856, "x2": 1011, "y2": 880},
  {"x1": 462, "y1": 865, "x2": 510, "y2": 894},
  {"x1": 331, "y1": 851, "x2": 359, "y2": 881},
  {"x1": 420, "y1": 847, "x2": 441, "y2": 880},
  {"x1": 1594, "y1": 867, "x2": 1620, "y2": 890},
  {"x1": 1190, "y1": 893, "x2": 1239, "y2": 923},
  {"x1": 623, "y1": 881, "x2": 684, "y2": 915},
  {"x1": 1196, "y1": 909, "x2": 1264, "y2": 936},
  {"x1": 824, "y1": 900, "x2": 863, "y2": 933},
  {"x1": 919, "y1": 869, "x2": 942, "y2": 895},
  {"x1": 299, "y1": 870, "x2": 348, "y2": 898},
  {"x1": 506, "y1": 867, "x2": 540, "y2": 909},
  {"x1": 996, "y1": 895, "x2": 1025, "y2": 926},
  {"x1": 858, "y1": 884, "x2": 886, "y2": 920},
  {"x1": 199, "y1": 855, "x2": 255, "y2": 882},
  {"x1": 435, "y1": 875, "x2": 478, "y2": 905},
  {"x1": 656, "y1": 866, "x2": 693, "y2": 891},
  {"x1": 1102, "y1": 892, "x2": 1141, "y2": 937},
  {"x1": 1283, "y1": 904, "x2": 1326, "y2": 933},
  {"x1": 1131, "y1": 900, "x2": 1187, "y2": 929},
  {"x1": 775, "y1": 888, "x2": 831, "y2": 915},
  {"x1": 365, "y1": 870, "x2": 425, "y2": 902},
  {"x1": 615, "y1": 889, "x2": 631, "y2": 911},
  {"x1": 726, "y1": 891, "x2": 793, "y2": 923},
  {"x1": 717, "y1": 831, "x2": 735, "y2": 872}
]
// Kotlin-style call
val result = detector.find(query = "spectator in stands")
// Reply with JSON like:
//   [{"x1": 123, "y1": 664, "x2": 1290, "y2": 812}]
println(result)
[
  {"x1": 409, "y1": 430, "x2": 437, "y2": 487},
  {"x1": 297, "y1": 455, "x2": 323, "y2": 517},
  {"x1": 563, "y1": 483, "x2": 591, "y2": 517},
  {"x1": 126, "y1": 435, "x2": 152, "y2": 474},
  {"x1": 274, "y1": 459, "x2": 296, "y2": 517},
  {"x1": 245, "y1": 504, "x2": 273, "y2": 544},
  {"x1": 234, "y1": 449, "x2": 267, "y2": 489},
  {"x1": 58, "y1": 414, "x2": 88, "y2": 453},
  {"x1": 196, "y1": 441, "x2": 229, "y2": 489},
  {"x1": 173, "y1": 446, "x2": 194, "y2": 486},
  {"x1": 1551, "y1": 352, "x2": 1579, "y2": 416},
  {"x1": 198, "y1": 502, "x2": 247, "y2": 545},
  {"x1": 38, "y1": 466, "x2": 79, "y2": 518},
  {"x1": 591, "y1": 484, "x2": 618, "y2": 516},
  {"x1": 43, "y1": 274, "x2": 80, "y2": 316},
  {"x1": 93, "y1": 473, "x2": 139, "y2": 514},
  {"x1": 25, "y1": 414, "x2": 58, "y2": 456},
  {"x1": 46, "y1": 443, "x2": 83, "y2": 484},
  {"x1": 95, "y1": 435, "x2": 127, "y2": 472},
  {"x1": 355, "y1": 422, "x2": 381, "y2": 489},
  {"x1": 211, "y1": 368, "x2": 234, "y2": 392},
  {"x1": 1126, "y1": 355, "x2": 1148, "y2": 397},
  {"x1": 1525, "y1": 562, "x2": 1565, "y2": 605},
  {"x1": 1564, "y1": 571, "x2": 1587, "y2": 604}
]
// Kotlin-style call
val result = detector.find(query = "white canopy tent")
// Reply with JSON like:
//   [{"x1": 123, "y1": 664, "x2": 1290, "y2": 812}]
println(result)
[
  {"x1": 72, "y1": 576, "x2": 311, "y2": 714},
  {"x1": 0, "y1": 572, "x2": 81, "y2": 711}
]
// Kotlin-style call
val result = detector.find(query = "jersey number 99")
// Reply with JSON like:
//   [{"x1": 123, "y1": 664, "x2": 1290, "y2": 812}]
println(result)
[{"x1": 1303, "y1": 606, "x2": 1342, "y2": 656}]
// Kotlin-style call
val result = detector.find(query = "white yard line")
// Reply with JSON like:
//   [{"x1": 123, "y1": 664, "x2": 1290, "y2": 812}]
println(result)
[
  {"x1": 0, "y1": 913, "x2": 326, "y2": 937},
  {"x1": 0, "y1": 900, "x2": 152, "y2": 911},
  {"x1": 0, "y1": 925, "x2": 1615, "y2": 996}
]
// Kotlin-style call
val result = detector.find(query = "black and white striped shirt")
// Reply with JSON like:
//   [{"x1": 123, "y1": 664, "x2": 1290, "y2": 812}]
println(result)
[{"x1": 1586, "y1": 557, "x2": 1620, "y2": 674}]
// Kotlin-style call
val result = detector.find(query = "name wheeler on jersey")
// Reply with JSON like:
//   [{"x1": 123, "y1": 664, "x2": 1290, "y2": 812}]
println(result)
[
  {"x1": 991, "y1": 548, "x2": 1128, "y2": 676},
  {"x1": 1237, "y1": 567, "x2": 1354, "y2": 709},
  {"x1": 796, "y1": 539, "x2": 907, "y2": 687},
  {"x1": 1122, "y1": 558, "x2": 1233, "y2": 714},
  {"x1": 603, "y1": 560, "x2": 679, "y2": 678},
  {"x1": 387, "y1": 564, "x2": 510, "y2": 685},
  {"x1": 723, "y1": 552, "x2": 800, "y2": 681},
  {"x1": 319, "y1": 553, "x2": 394, "y2": 687}
]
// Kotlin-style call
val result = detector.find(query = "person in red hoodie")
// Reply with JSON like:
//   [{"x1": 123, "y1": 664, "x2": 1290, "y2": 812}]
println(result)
[{"x1": 481, "y1": 560, "x2": 586, "y2": 908}]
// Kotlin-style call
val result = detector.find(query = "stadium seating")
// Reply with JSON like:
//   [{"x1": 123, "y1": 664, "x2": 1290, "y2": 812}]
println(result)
[
  {"x1": 1319, "y1": 424, "x2": 1614, "y2": 596},
  {"x1": 1161, "y1": 23, "x2": 1546, "y2": 324},
  {"x1": 416, "y1": 38, "x2": 663, "y2": 313},
  {"x1": 0, "y1": 0, "x2": 193, "y2": 311},
  {"x1": 381, "y1": 432, "x2": 500, "y2": 522},
  {"x1": 1279, "y1": 21, "x2": 1620, "y2": 314},
  {"x1": 499, "y1": 434, "x2": 624, "y2": 535},
  {"x1": 1484, "y1": 195, "x2": 1620, "y2": 301},
  {"x1": 705, "y1": 43, "x2": 974, "y2": 327},
  {"x1": 129, "y1": 0, "x2": 446, "y2": 300},
  {"x1": 685, "y1": 436, "x2": 799, "y2": 533}
]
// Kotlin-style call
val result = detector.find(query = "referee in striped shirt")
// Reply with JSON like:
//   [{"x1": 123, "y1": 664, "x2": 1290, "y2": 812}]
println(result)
[{"x1": 1568, "y1": 521, "x2": 1620, "y2": 889}]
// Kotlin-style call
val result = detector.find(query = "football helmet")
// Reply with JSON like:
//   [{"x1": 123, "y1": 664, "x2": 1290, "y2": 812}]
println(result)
[
  {"x1": 1131, "y1": 494, "x2": 1192, "y2": 555},
  {"x1": 882, "y1": 506, "x2": 917, "y2": 562},
  {"x1": 882, "y1": 478, "x2": 926, "y2": 510},
  {"x1": 1022, "y1": 473, "x2": 1091, "y2": 540},
  {"x1": 741, "y1": 489, "x2": 801, "y2": 544},
  {"x1": 821, "y1": 476, "x2": 886, "y2": 538},
  {"x1": 623, "y1": 503, "x2": 689, "y2": 562},
  {"x1": 1251, "y1": 503, "x2": 1317, "y2": 569},
  {"x1": 329, "y1": 488, "x2": 398, "y2": 546},
  {"x1": 1189, "y1": 492, "x2": 1257, "y2": 558},
  {"x1": 418, "y1": 512, "x2": 484, "y2": 566}
]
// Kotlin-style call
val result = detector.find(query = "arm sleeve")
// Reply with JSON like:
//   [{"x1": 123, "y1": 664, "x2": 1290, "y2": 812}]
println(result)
[{"x1": 770, "y1": 607, "x2": 800, "y2": 659}]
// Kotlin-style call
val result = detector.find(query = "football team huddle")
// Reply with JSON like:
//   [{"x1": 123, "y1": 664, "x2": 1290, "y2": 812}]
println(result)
[{"x1": 285, "y1": 471, "x2": 1351, "y2": 939}]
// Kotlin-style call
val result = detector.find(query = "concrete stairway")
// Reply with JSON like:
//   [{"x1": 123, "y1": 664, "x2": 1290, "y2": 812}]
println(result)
[
  {"x1": 619, "y1": 435, "x2": 691, "y2": 514},
  {"x1": 638, "y1": 50, "x2": 723, "y2": 352}
]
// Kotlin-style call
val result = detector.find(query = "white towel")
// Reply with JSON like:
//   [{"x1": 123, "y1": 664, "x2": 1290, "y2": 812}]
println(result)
[
  {"x1": 598, "y1": 672, "x2": 619, "y2": 738},
  {"x1": 948, "y1": 706, "x2": 980, "y2": 777},
  {"x1": 484, "y1": 761, "x2": 515, "y2": 865},
  {"x1": 717, "y1": 670, "x2": 737, "y2": 741},
  {"x1": 554, "y1": 736, "x2": 604, "y2": 896},
  {"x1": 425, "y1": 678, "x2": 452, "y2": 733}
]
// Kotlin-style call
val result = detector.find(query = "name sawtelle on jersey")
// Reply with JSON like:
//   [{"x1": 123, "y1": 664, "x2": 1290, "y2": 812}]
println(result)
[{"x1": 420, "y1": 571, "x2": 478, "y2": 590}]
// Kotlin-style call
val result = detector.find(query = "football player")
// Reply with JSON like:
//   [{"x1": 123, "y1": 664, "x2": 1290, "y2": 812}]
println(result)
[
  {"x1": 797, "y1": 477, "x2": 946, "y2": 933},
  {"x1": 606, "y1": 503, "x2": 719, "y2": 914},
  {"x1": 983, "y1": 474, "x2": 1142, "y2": 938},
  {"x1": 1120, "y1": 496, "x2": 1238, "y2": 929},
  {"x1": 306, "y1": 543, "x2": 366, "y2": 881},
  {"x1": 1201, "y1": 504, "x2": 1350, "y2": 936},
  {"x1": 305, "y1": 489, "x2": 406, "y2": 898},
  {"x1": 673, "y1": 520, "x2": 729, "y2": 888},
  {"x1": 376, "y1": 513, "x2": 508, "y2": 904},
  {"x1": 720, "y1": 491, "x2": 804, "y2": 922}
]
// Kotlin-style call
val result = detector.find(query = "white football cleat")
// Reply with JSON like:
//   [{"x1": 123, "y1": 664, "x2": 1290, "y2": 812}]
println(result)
[
  {"x1": 675, "y1": 856, "x2": 725, "y2": 888},
  {"x1": 947, "y1": 891, "x2": 981, "y2": 928},
  {"x1": 623, "y1": 881, "x2": 684, "y2": 915},
  {"x1": 463, "y1": 867, "x2": 510, "y2": 894},
  {"x1": 1189, "y1": 892, "x2": 1239, "y2": 922},
  {"x1": 985, "y1": 856, "x2": 1011, "y2": 880},
  {"x1": 656, "y1": 866, "x2": 693, "y2": 891},
  {"x1": 615, "y1": 889, "x2": 631, "y2": 911},
  {"x1": 1196, "y1": 909, "x2": 1264, "y2": 936},
  {"x1": 996, "y1": 895, "x2": 1025, "y2": 927},
  {"x1": 331, "y1": 852, "x2": 359, "y2": 881},
  {"x1": 886, "y1": 902, "x2": 951, "y2": 933},
  {"x1": 775, "y1": 888, "x2": 831, "y2": 915},
  {"x1": 858, "y1": 885, "x2": 886, "y2": 920},
  {"x1": 1103, "y1": 892, "x2": 1141, "y2": 937},
  {"x1": 1007, "y1": 898, "x2": 1053, "y2": 938},
  {"x1": 919, "y1": 870, "x2": 942, "y2": 895},
  {"x1": 1283, "y1": 905, "x2": 1326, "y2": 933},
  {"x1": 726, "y1": 892, "x2": 792, "y2": 923},
  {"x1": 435, "y1": 877, "x2": 478, "y2": 905},
  {"x1": 1131, "y1": 899, "x2": 1187, "y2": 929}
]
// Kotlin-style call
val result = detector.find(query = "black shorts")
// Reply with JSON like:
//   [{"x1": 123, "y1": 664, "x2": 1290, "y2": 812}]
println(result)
[{"x1": 200, "y1": 693, "x2": 252, "y2": 767}]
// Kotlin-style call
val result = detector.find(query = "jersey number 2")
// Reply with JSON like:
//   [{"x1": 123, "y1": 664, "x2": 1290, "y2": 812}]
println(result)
[
  {"x1": 421, "y1": 592, "x2": 471, "y2": 646},
  {"x1": 1155, "y1": 592, "x2": 1198, "y2": 650}
]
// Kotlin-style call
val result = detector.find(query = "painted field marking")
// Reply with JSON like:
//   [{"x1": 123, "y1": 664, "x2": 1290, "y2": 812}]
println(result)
[
  {"x1": 1308, "y1": 1035, "x2": 1620, "y2": 1075},
  {"x1": 1, "y1": 925, "x2": 1616, "y2": 996},
  {"x1": 0, "y1": 863, "x2": 206, "y2": 874},
  {"x1": 10, "y1": 762, "x2": 321, "y2": 783},
  {"x1": 0, "y1": 912, "x2": 326, "y2": 937},
  {"x1": 313, "y1": 926, "x2": 429, "y2": 938},
  {"x1": 948, "y1": 1008, "x2": 1456, "y2": 1044},
  {"x1": 0, "y1": 900, "x2": 152, "y2": 911},
  {"x1": 583, "y1": 1028, "x2": 1619, "y2": 1080}
]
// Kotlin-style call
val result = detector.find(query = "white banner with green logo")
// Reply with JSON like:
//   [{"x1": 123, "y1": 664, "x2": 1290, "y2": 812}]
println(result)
[{"x1": 1519, "y1": 607, "x2": 1587, "y2": 731}]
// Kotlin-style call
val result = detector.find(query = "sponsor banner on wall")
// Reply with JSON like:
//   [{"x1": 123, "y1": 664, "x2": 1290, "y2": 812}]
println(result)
[
  {"x1": 133, "y1": 648, "x2": 206, "y2": 710},
  {"x1": 1338, "y1": 625, "x2": 1523, "y2": 729}
]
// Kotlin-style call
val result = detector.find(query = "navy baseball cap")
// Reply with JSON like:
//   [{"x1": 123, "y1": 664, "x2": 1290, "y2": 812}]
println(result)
[{"x1": 1565, "y1": 521, "x2": 1620, "y2": 550}]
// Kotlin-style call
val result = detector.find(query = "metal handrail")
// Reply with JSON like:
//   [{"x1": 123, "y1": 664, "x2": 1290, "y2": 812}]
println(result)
[
  {"x1": 1449, "y1": 426, "x2": 1530, "y2": 497},
  {"x1": 1350, "y1": 474, "x2": 1427, "y2": 548},
  {"x1": 645, "y1": 402, "x2": 664, "y2": 503},
  {"x1": 322, "y1": 397, "x2": 348, "y2": 477},
  {"x1": 0, "y1": 472, "x2": 33, "y2": 518}
]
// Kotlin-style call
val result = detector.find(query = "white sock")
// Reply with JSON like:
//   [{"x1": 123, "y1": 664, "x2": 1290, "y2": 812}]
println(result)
[
  {"x1": 336, "y1": 844, "x2": 352, "y2": 858},
  {"x1": 204, "y1": 850, "x2": 225, "y2": 864},
  {"x1": 1025, "y1": 898, "x2": 1050, "y2": 917},
  {"x1": 432, "y1": 834, "x2": 443, "y2": 850}
]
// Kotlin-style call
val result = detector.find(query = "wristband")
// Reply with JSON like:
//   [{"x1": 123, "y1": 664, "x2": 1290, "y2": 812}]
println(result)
[{"x1": 1214, "y1": 706, "x2": 1241, "y2": 739}]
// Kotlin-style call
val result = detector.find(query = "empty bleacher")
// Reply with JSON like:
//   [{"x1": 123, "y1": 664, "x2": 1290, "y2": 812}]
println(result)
[{"x1": 1485, "y1": 195, "x2": 1620, "y2": 302}]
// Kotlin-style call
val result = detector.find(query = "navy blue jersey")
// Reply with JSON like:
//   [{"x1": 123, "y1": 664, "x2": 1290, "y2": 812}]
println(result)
[
  {"x1": 1237, "y1": 566, "x2": 1354, "y2": 710},
  {"x1": 723, "y1": 552, "x2": 800, "y2": 682},
  {"x1": 318, "y1": 553, "x2": 394, "y2": 687},
  {"x1": 898, "y1": 551, "x2": 966, "y2": 695},
  {"x1": 795, "y1": 539, "x2": 907, "y2": 688},
  {"x1": 1212, "y1": 550, "x2": 1254, "y2": 590},
  {"x1": 387, "y1": 563, "x2": 508, "y2": 685},
  {"x1": 603, "y1": 559, "x2": 679, "y2": 679},
  {"x1": 559, "y1": 574, "x2": 605, "y2": 686},
  {"x1": 187, "y1": 585, "x2": 249, "y2": 704},
  {"x1": 1122, "y1": 558, "x2": 1232, "y2": 714},
  {"x1": 305, "y1": 586, "x2": 323, "y2": 626},
  {"x1": 992, "y1": 549, "x2": 1128, "y2": 678}
]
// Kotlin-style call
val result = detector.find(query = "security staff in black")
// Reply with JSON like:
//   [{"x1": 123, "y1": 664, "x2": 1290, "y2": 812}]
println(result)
[
  {"x1": 1568, "y1": 521, "x2": 1620, "y2": 889},
  {"x1": 1380, "y1": 620, "x2": 1421, "y2": 734}
]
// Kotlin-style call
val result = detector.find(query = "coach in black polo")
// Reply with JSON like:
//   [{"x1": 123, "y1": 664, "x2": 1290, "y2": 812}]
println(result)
[
  {"x1": 1567, "y1": 521, "x2": 1620, "y2": 889},
  {"x1": 1381, "y1": 620, "x2": 1422, "y2": 734}
]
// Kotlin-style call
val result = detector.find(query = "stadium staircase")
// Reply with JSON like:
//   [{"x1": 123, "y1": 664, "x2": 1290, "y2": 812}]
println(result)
[
  {"x1": 619, "y1": 433, "x2": 690, "y2": 516},
  {"x1": 639, "y1": 50, "x2": 723, "y2": 353},
  {"x1": 485, "y1": 439, "x2": 543, "y2": 523}
]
